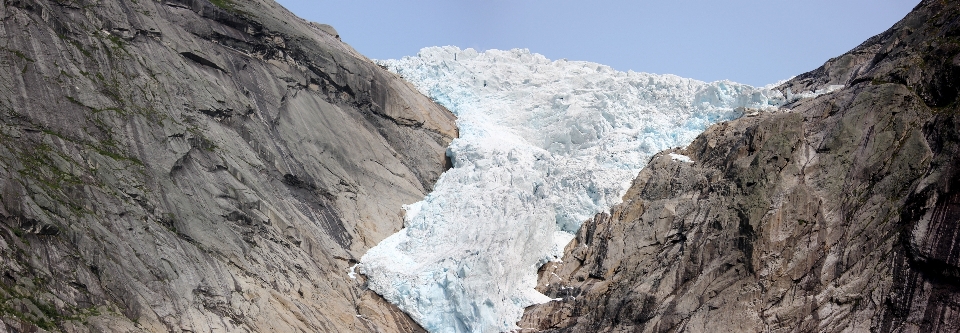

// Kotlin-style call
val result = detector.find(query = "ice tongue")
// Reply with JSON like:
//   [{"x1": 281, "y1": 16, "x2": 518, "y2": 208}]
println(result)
[{"x1": 360, "y1": 46, "x2": 786, "y2": 333}]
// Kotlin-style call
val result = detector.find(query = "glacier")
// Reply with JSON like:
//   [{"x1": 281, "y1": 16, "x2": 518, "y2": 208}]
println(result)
[{"x1": 359, "y1": 46, "x2": 787, "y2": 333}]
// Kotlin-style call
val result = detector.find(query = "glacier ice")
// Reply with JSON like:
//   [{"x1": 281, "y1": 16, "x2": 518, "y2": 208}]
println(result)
[{"x1": 359, "y1": 46, "x2": 786, "y2": 333}]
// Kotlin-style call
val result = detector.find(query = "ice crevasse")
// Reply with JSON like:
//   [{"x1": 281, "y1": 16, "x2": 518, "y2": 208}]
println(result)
[{"x1": 359, "y1": 46, "x2": 787, "y2": 333}]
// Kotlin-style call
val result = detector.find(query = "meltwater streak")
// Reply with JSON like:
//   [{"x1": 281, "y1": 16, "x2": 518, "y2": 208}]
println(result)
[{"x1": 360, "y1": 47, "x2": 785, "y2": 333}]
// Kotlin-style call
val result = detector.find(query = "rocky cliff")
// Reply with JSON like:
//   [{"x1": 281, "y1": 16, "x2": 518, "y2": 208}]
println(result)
[
  {"x1": 521, "y1": 0, "x2": 960, "y2": 332},
  {"x1": 0, "y1": 0, "x2": 455, "y2": 332}
]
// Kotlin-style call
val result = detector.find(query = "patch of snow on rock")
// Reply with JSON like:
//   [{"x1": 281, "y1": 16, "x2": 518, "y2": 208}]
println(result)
[
  {"x1": 785, "y1": 84, "x2": 845, "y2": 102},
  {"x1": 669, "y1": 153, "x2": 694, "y2": 163},
  {"x1": 348, "y1": 263, "x2": 360, "y2": 280},
  {"x1": 360, "y1": 46, "x2": 787, "y2": 333}
]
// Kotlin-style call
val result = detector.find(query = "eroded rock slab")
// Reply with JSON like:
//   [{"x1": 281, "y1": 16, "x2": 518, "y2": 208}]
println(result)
[{"x1": 0, "y1": 0, "x2": 454, "y2": 331}]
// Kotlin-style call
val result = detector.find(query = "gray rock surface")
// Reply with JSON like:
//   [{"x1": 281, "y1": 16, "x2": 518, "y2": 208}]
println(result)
[
  {"x1": 0, "y1": 0, "x2": 455, "y2": 331},
  {"x1": 521, "y1": 1, "x2": 960, "y2": 332}
]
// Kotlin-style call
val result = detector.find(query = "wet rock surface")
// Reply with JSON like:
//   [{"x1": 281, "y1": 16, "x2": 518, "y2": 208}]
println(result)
[
  {"x1": 521, "y1": 1, "x2": 960, "y2": 332},
  {"x1": 0, "y1": 0, "x2": 455, "y2": 331}
]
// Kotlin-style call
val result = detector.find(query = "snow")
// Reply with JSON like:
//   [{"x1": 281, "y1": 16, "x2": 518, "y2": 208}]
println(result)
[
  {"x1": 359, "y1": 46, "x2": 787, "y2": 333},
  {"x1": 348, "y1": 263, "x2": 360, "y2": 280},
  {"x1": 785, "y1": 84, "x2": 845, "y2": 102},
  {"x1": 669, "y1": 153, "x2": 694, "y2": 163}
]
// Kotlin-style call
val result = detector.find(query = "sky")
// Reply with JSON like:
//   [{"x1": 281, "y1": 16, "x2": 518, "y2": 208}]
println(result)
[{"x1": 275, "y1": 0, "x2": 920, "y2": 86}]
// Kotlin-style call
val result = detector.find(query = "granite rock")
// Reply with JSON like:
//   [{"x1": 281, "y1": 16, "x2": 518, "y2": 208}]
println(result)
[
  {"x1": 0, "y1": 0, "x2": 455, "y2": 331},
  {"x1": 521, "y1": 1, "x2": 960, "y2": 332}
]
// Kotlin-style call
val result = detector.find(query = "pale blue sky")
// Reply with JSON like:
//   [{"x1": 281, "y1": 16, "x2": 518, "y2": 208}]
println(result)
[{"x1": 275, "y1": 0, "x2": 919, "y2": 86}]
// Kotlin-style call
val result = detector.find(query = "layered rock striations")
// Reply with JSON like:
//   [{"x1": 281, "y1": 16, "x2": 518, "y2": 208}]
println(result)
[
  {"x1": 521, "y1": 0, "x2": 960, "y2": 332},
  {"x1": 0, "y1": 0, "x2": 455, "y2": 332}
]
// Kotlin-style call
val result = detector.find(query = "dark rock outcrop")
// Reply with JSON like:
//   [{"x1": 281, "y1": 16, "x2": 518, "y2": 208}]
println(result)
[
  {"x1": 0, "y1": 0, "x2": 455, "y2": 331},
  {"x1": 521, "y1": 1, "x2": 960, "y2": 332}
]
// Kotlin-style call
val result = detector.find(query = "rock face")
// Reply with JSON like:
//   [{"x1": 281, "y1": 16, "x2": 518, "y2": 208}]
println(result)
[
  {"x1": 0, "y1": 0, "x2": 455, "y2": 332},
  {"x1": 521, "y1": 1, "x2": 960, "y2": 332}
]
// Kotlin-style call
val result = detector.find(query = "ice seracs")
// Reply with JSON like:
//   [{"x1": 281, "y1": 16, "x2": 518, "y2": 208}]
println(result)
[{"x1": 360, "y1": 46, "x2": 787, "y2": 333}]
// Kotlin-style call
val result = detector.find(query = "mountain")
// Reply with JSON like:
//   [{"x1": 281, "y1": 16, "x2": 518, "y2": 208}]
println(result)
[
  {"x1": 0, "y1": 0, "x2": 455, "y2": 332},
  {"x1": 520, "y1": 0, "x2": 960, "y2": 331},
  {"x1": 3, "y1": 0, "x2": 956, "y2": 332}
]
